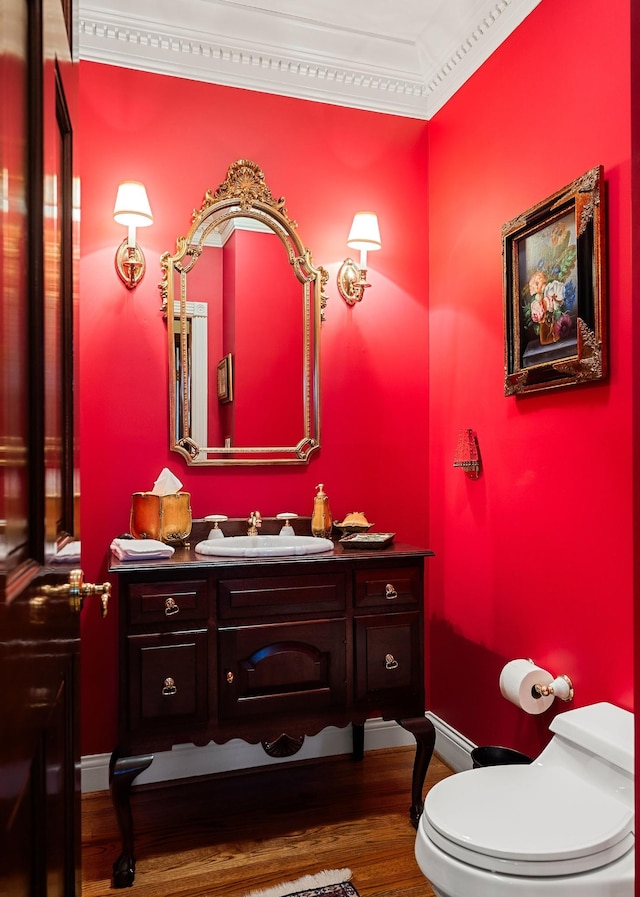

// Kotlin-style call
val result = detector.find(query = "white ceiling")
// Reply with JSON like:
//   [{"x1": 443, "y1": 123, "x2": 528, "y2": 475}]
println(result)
[{"x1": 78, "y1": 0, "x2": 541, "y2": 120}]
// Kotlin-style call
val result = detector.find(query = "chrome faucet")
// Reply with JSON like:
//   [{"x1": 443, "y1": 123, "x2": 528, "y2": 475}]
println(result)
[{"x1": 247, "y1": 511, "x2": 262, "y2": 536}]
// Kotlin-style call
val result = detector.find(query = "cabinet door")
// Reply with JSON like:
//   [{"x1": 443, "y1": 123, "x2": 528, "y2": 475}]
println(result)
[
  {"x1": 127, "y1": 631, "x2": 208, "y2": 730},
  {"x1": 354, "y1": 612, "x2": 423, "y2": 710},
  {"x1": 219, "y1": 619, "x2": 346, "y2": 719}
]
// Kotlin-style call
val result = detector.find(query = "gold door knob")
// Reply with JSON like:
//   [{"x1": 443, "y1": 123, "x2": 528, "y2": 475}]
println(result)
[{"x1": 40, "y1": 568, "x2": 111, "y2": 617}]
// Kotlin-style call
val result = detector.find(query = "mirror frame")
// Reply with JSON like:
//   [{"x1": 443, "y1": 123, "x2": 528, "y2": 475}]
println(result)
[{"x1": 159, "y1": 160, "x2": 328, "y2": 466}]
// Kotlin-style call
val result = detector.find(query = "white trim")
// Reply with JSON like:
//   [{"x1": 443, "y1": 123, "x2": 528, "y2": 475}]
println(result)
[
  {"x1": 189, "y1": 303, "x2": 208, "y2": 449},
  {"x1": 81, "y1": 715, "x2": 480, "y2": 793},
  {"x1": 427, "y1": 711, "x2": 476, "y2": 772},
  {"x1": 203, "y1": 217, "x2": 275, "y2": 248},
  {"x1": 81, "y1": 717, "x2": 416, "y2": 793},
  {"x1": 78, "y1": 1, "x2": 542, "y2": 120}
]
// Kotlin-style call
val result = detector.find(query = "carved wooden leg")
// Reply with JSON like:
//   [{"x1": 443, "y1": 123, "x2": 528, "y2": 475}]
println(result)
[
  {"x1": 352, "y1": 722, "x2": 365, "y2": 761},
  {"x1": 397, "y1": 716, "x2": 436, "y2": 828},
  {"x1": 109, "y1": 750, "x2": 154, "y2": 888}
]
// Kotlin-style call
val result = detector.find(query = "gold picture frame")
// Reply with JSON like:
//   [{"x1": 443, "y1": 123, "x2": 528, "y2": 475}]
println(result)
[
  {"x1": 216, "y1": 353, "x2": 233, "y2": 403},
  {"x1": 503, "y1": 166, "x2": 606, "y2": 396}
]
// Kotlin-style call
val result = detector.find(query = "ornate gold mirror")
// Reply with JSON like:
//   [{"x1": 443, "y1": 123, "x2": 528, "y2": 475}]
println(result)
[{"x1": 160, "y1": 160, "x2": 328, "y2": 465}]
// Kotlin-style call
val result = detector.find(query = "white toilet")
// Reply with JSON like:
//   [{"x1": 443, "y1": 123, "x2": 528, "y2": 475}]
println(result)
[{"x1": 415, "y1": 702, "x2": 634, "y2": 897}]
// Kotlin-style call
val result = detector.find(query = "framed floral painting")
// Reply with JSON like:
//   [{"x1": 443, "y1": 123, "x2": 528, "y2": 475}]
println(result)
[{"x1": 502, "y1": 166, "x2": 606, "y2": 396}]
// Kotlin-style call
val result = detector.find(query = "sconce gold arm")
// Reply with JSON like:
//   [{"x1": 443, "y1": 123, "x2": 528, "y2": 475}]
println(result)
[
  {"x1": 115, "y1": 239, "x2": 146, "y2": 289},
  {"x1": 337, "y1": 257, "x2": 369, "y2": 306},
  {"x1": 40, "y1": 569, "x2": 111, "y2": 617}
]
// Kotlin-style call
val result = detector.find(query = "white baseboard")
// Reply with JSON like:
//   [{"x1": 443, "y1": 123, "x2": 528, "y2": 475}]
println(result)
[
  {"x1": 427, "y1": 711, "x2": 476, "y2": 772},
  {"x1": 81, "y1": 714, "x2": 476, "y2": 793},
  {"x1": 81, "y1": 718, "x2": 417, "y2": 793}
]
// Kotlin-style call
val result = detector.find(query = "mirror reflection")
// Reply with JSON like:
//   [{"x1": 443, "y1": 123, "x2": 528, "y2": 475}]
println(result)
[{"x1": 160, "y1": 161, "x2": 328, "y2": 465}]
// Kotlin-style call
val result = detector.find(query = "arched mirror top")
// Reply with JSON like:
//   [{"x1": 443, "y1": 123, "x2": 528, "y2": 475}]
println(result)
[{"x1": 160, "y1": 160, "x2": 328, "y2": 466}]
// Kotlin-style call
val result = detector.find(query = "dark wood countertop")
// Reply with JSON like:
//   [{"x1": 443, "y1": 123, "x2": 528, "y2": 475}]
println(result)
[{"x1": 109, "y1": 540, "x2": 434, "y2": 575}]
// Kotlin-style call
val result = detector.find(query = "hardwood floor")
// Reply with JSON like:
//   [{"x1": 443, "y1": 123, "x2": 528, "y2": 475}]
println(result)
[{"x1": 81, "y1": 746, "x2": 452, "y2": 897}]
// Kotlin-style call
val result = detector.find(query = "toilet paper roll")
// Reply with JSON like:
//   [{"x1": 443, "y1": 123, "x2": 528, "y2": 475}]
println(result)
[{"x1": 499, "y1": 659, "x2": 555, "y2": 714}]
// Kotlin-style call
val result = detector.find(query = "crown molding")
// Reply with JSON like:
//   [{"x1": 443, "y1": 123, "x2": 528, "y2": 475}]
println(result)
[{"x1": 79, "y1": 0, "x2": 541, "y2": 120}]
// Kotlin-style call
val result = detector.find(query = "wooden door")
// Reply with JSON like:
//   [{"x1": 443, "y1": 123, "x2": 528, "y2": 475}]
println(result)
[{"x1": 0, "y1": 0, "x2": 96, "y2": 893}]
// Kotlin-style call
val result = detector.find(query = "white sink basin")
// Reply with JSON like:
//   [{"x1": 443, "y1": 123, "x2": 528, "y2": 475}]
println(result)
[{"x1": 194, "y1": 535, "x2": 334, "y2": 557}]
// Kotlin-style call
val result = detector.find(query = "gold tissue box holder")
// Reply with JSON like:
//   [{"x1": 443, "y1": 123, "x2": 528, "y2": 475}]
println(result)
[{"x1": 130, "y1": 492, "x2": 192, "y2": 546}]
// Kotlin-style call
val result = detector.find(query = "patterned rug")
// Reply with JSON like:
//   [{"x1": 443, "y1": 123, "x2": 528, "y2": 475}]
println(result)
[{"x1": 240, "y1": 868, "x2": 358, "y2": 897}]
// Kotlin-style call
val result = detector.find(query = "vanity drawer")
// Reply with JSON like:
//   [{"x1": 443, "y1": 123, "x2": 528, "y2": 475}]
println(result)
[
  {"x1": 218, "y1": 619, "x2": 346, "y2": 719},
  {"x1": 127, "y1": 579, "x2": 208, "y2": 626},
  {"x1": 127, "y1": 631, "x2": 208, "y2": 729},
  {"x1": 218, "y1": 572, "x2": 347, "y2": 619},
  {"x1": 354, "y1": 612, "x2": 422, "y2": 707},
  {"x1": 354, "y1": 565, "x2": 421, "y2": 609}
]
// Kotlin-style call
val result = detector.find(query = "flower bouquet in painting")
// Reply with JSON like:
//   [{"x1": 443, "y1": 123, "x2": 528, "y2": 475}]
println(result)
[{"x1": 520, "y1": 215, "x2": 577, "y2": 365}]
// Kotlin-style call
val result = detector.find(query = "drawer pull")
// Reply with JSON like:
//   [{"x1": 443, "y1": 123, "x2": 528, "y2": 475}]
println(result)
[
  {"x1": 161, "y1": 677, "x2": 177, "y2": 696},
  {"x1": 226, "y1": 671, "x2": 234, "y2": 684},
  {"x1": 385, "y1": 653, "x2": 399, "y2": 671},
  {"x1": 164, "y1": 597, "x2": 180, "y2": 616},
  {"x1": 385, "y1": 583, "x2": 398, "y2": 600}
]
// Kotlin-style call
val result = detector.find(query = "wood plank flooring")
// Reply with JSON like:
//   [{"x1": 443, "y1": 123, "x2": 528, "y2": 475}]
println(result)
[{"x1": 82, "y1": 746, "x2": 452, "y2": 897}]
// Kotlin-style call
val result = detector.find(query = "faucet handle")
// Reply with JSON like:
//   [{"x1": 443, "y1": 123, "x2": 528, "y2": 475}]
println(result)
[{"x1": 277, "y1": 512, "x2": 298, "y2": 536}]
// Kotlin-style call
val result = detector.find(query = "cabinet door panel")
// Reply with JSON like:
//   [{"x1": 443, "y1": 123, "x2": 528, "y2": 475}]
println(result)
[
  {"x1": 219, "y1": 620, "x2": 346, "y2": 718},
  {"x1": 128, "y1": 631, "x2": 208, "y2": 728},
  {"x1": 354, "y1": 612, "x2": 422, "y2": 706}
]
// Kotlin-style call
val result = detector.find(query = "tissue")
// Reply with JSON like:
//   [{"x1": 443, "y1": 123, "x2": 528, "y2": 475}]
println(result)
[{"x1": 151, "y1": 467, "x2": 183, "y2": 496}]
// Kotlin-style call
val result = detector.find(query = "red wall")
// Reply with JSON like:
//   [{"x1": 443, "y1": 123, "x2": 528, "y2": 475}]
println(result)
[
  {"x1": 78, "y1": 0, "x2": 633, "y2": 762},
  {"x1": 78, "y1": 67, "x2": 430, "y2": 754},
  {"x1": 427, "y1": 0, "x2": 633, "y2": 757}
]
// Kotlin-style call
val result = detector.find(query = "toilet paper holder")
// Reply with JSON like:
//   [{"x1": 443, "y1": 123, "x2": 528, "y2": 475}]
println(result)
[
  {"x1": 529, "y1": 661, "x2": 574, "y2": 703},
  {"x1": 500, "y1": 658, "x2": 574, "y2": 714}
]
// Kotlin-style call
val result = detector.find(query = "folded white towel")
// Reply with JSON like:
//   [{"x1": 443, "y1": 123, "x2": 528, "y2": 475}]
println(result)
[
  {"x1": 110, "y1": 538, "x2": 175, "y2": 560},
  {"x1": 51, "y1": 540, "x2": 81, "y2": 563}
]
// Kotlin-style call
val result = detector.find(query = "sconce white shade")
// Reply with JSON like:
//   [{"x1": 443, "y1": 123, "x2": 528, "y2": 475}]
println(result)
[
  {"x1": 113, "y1": 181, "x2": 153, "y2": 228},
  {"x1": 346, "y1": 212, "x2": 381, "y2": 252}
]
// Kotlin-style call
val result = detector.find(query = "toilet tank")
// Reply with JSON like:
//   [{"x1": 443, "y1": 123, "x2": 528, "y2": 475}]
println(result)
[{"x1": 550, "y1": 702, "x2": 633, "y2": 775}]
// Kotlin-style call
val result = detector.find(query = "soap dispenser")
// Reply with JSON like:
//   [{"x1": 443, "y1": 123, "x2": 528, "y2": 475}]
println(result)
[{"x1": 311, "y1": 483, "x2": 333, "y2": 539}]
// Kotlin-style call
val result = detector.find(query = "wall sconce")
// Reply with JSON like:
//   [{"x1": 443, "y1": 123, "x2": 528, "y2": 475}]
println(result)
[
  {"x1": 453, "y1": 428, "x2": 481, "y2": 479},
  {"x1": 337, "y1": 211, "x2": 381, "y2": 306},
  {"x1": 113, "y1": 181, "x2": 153, "y2": 289}
]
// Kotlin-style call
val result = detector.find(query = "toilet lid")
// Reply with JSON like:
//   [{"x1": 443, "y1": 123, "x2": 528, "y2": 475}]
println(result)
[{"x1": 424, "y1": 765, "x2": 634, "y2": 876}]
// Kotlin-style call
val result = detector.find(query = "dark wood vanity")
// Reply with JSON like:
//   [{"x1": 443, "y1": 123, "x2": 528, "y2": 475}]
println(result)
[{"x1": 108, "y1": 527, "x2": 435, "y2": 887}]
